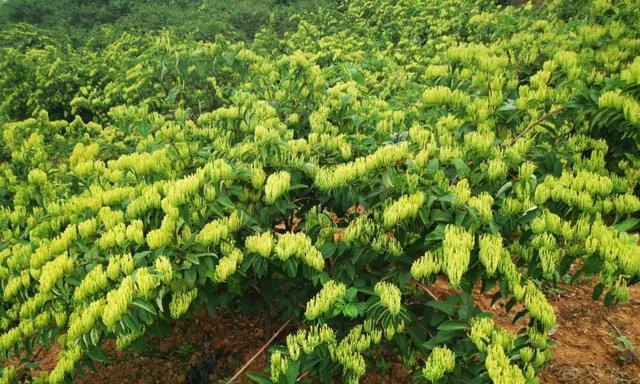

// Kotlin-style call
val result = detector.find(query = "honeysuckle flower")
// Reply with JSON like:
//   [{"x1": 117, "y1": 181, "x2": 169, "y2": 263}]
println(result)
[
  {"x1": 305, "y1": 280, "x2": 347, "y2": 320},
  {"x1": 374, "y1": 281, "x2": 402, "y2": 316},
  {"x1": 479, "y1": 234, "x2": 503, "y2": 276},
  {"x1": 382, "y1": 192, "x2": 425, "y2": 228},
  {"x1": 245, "y1": 231, "x2": 274, "y2": 257},
  {"x1": 422, "y1": 345, "x2": 456, "y2": 382},
  {"x1": 442, "y1": 225, "x2": 474, "y2": 288},
  {"x1": 264, "y1": 171, "x2": 291, "y2": 204},
  {"x1": 169, "y1": 288, "x2": 198, "y2": 319}
]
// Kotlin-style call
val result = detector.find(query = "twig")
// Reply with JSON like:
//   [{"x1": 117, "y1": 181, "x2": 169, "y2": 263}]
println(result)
[
  {"x1": 603, "y1": 315, "x2": 623, "y2": 337},
  {"x1": 413, "y1": 280, "x2": 440, "y2": 301},
  {"x1": 226, "y1": 318, "x2": 292, "y2": 383},
  {"x1": 509, "y1": 108, "x2": 565, "y2": 145}
]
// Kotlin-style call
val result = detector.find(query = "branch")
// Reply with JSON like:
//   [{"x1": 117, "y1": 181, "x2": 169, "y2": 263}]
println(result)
[
  {"x1": 412, "y1": 280, "x2": 440, "y2": 301},
  {"x1": 603, "y1": 315, "x2": 623, "y2": 338},
  {"x1": 509, "y1": 108, "x2": 565, "y2": 145},
  {"x1": 226, "y1": 318, "x2": 292, "y2": 384}
]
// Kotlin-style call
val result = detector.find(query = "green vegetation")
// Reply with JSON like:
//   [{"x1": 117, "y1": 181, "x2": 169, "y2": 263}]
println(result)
[{"x1": 0, "y1": 0, "x2": 639, "y2": 383}]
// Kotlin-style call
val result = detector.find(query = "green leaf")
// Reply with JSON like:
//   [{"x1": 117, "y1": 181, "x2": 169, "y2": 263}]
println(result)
[
  {"x1": 247, "y1": 372, "x2": 273, "y2": 384},
  {"x1": 184, "y1": 266, "x2": 197, "y2": 288},
  {"x1": 582, "y1": 256, "x2": 603, "y2": 275},
  {"x1": 614, "y1": 218, "x2": 640, "y2": 233},
  {"x1": 217, "y1": 194, "x2": 236, "y2": 209},
  {"x1": 342, "y1": 304, "x2": 359, "y2": 319},
  {"x1": 451, "y1": 158, "x2": 470, "y2": 177},
  {"x1": 132, "y1": 298, "x2": 157, "y2": 316},
  {"x1": 85, "y1": 346, "x2": 109, "y2": 363},
  {"x1": 437, "y1": 320, "x2": 469, "y2": 332},
  {"x1": 426, "y1": 300, "x2": 456, "y2": 316},
  {"x1": 592, "y1": 282, "x2": 605, "y2": 301}
]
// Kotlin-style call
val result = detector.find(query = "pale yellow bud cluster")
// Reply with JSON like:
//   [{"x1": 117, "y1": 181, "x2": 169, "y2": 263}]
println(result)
[
  {"x1": 126, "y1": 219, "x2": 145, "y2": 245},
  {"x1": 98, "y1": 223, "x2": 126, "y2": 249},
  {"x1": 468, "y1": 192, "x2": 494, "y2": 223},
  {"x1": 27, "y1": 169, "x2": 48, "y2": 186},
  {"x1": 154, "y1": 256, "x2": 173, "y2": 284},
  {"x1": 286, "y1": 324, "x2": 335, "y2": 359},
  {"x1": 274, "y1": 232, "x2": 325, "y2": 270},
  {"x1": 107, "y1": 149, "x2": 171, "y2": 177},
  {"x1": 523, "y1": 281, "x2": 556, "y2": 330},
  {"x1": 264, "y1": 171, "x2": 291, "y2": 204},
  {"x1": 464, "y1": 131, "x2": 496, "y2": 157},
  {"x1": 586, "y1": 218, "x2": 640, "y2": 278},
  {"x1": 39, "y1": 252, "x2": 73, "y2": 293},
  {"x1": 135, "y1": 267, "x2": 159, "y2": 299},
  {"x1": 195, "y1": 210, "x2": 242, "y2": 246},
  {"x1": 443, "y1": 225, "x2": 475, "y2": 288},
  {"x1": 374, "y1": 281, "x2": 402, "y2": 316},
  {"x1": 487, "y1": 158, "x2": 507, "y2": 181},
  {"x1": 66, "y1": 299, "x2": 105, "y2": 341},
  {"x1": 169, "y1": 288, "x2": 198, "y2": 319},
  {"x1": 73, "y1": 265, "x2": 108, "y2": 303},
  {"x1": 31, "y1": 224, "x2": 77, "y2": 269},
  {"x1": 342, "y1": 215, "x2": 375, "y2": 245},
  {"x1": 422, "y1": 345, "x2": 456, "y2": 382},
  {"x1": 102, "y1": 187, "x2": 136, "y2": 207},
  {"x1": 78, "y1": 218, "x2": 98, "y2": 239},
  {"x1": 214, "y1": 248, "x2": 244, "y2": 283},
  {"x1": 315, "y1": 143, "x2": 410, "y2": 189},
  {"x1": 49, "y1": 345, "x2": 82, "y2": 383},
  {"x1": 102, "y1": 276, "x2": 135, "y2": 329},
  {"x1": 382, "y1": 192, "x2": 425, "y2": 228},
  {"x1": 305, "y1": 280, "x2": 347, "y2": 320},
  {"x1": 422, "y1": 86, "x2": 471, "y2": 109},
  {"x1": 598, "y1": 90, "x2": 640, "y2": 127},
  {"x1": 485, "y1": 344, "x2": 526, "y2": 384},
  {"x1": 250, "y1": 164, "x2": 267, "y2": 189},
  {"x1": 479, "y1": 234, "x2": 503, "y2": 276},
  {"x1": 245, "y1": 231, "x2": 274, "y2": 257},
  {"x1": 98, "y1": 207, "x2": 125, "y2": 230},
  {"x1": 328, "y1": 325, "x2": 374, "y2": 381},
  {"x1": 270, "y1": 350, "x2": 288, "y2": 382},
  {"x1": 451, "y1": 178, "x2": 471, "y2": 205},
  {"x1": 411, "y1": 250, "x2": 442, "y2": 279},
  {"x1": 0, "y1": 365, "x2": 16, "y2": 384},
  {"x1": 126, "y1": 188, "x2": 161, "y2": 219}
]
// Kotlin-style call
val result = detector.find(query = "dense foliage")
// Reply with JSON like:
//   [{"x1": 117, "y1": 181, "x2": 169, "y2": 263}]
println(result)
[{"x1": 1, "y1": 0, "x2": 640, "y2": 383}]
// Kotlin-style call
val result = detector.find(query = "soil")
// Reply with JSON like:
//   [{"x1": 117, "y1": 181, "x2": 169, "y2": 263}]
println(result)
[{"x1": 17, "y1": 280, "x2": 640, "y2": 383}]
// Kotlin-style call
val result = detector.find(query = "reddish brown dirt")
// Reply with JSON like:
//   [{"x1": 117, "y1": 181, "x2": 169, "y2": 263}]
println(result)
[
  {"x1": 15, "y1": 280, "x2": 640, "y2": 383},
  {"x1": 72, "y1": 311, "x2": 280, "y2": 384}
]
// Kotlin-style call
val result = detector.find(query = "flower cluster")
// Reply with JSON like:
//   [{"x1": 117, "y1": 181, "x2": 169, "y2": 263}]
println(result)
[
  {"x1": 374, "y1": 281, "x2": 402, "y2": 316},
  {"x1": 382, "y1": 192, "x2": 425, "y2": 228},
  {"x1": 195, "y1": 210, "x2": 242, "y2": 246},
  {"x1": 478, "y1": 234, "x2": 503, "y2": 276},
  {"x1": 422, "y1": 346, "x2": 456, "y2": 382},
  {"x1": 214, "y1": 247, "x2": 244, "y2": 283},
  {"x1": 264, "y1": 171, "x2": 291, "y2": 204},
  {"x1": 274, "y1": 232, "x2": 325, "y2": 270},
  {"x1": 315, "y1": 143, "x2": 410, "y2": 189},
  {"x1": 245, "y1": 231, "x2": 274, "y2": 257},
  {"x1": 442, "y1": 225, "x2": 475, "y2": 288},
  {"x1": 305, "y1": 280, "x2": 347, "y2": 320}
]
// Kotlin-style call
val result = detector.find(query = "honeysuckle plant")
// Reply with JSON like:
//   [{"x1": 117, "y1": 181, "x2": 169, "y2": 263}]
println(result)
[{"x1": 1, "y1": 0, "x2": 640, "y2": 383}]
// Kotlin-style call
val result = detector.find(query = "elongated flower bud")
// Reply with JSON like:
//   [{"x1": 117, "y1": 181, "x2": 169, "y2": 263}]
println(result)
[
  {"x1": 479, "y1": 234, "x2": 503, "y2": 276},
  {"x1": 422, "y1": 346, "x2": 456, "y2": 382},
  {"x1": 442, "y1": 225, "x2": 474, "y2": 288},
  {"x1": 374, "y1": 281, "x2": 401, "y2": 316},
  {"x1": 305, "y1": 280, "x2": 347, "y2": 320},
  {"x1": 264, "y1": 171, "x2": 291, "y2": 204},
  {"x1": 383, "y1": 192, "x2": 425, "y2": 228}
]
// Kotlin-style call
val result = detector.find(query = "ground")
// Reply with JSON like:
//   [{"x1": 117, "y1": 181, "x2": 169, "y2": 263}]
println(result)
[{"x1": 55, "y1": 280, "x2": 639, "y2": 383}]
